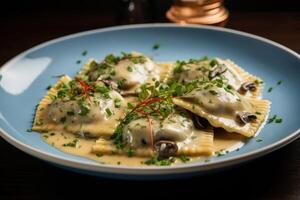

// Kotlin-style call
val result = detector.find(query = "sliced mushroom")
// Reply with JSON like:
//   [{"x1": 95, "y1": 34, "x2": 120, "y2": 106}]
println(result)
[
  {"x1": 236, "y1": 112, "x2": 257, "y2": 125},
  {"x1": 238, "y1": 82, "x2": 257, "y2": 94},
  {"x1": 154, "y1": 140, "x2": 178, "y2": 159},
  {"x1": 209, "y1": 64, "x2": 227, "y2": 79},
  {"x1": 192, "y1": 114, "x2": 209, "y2": 129}
]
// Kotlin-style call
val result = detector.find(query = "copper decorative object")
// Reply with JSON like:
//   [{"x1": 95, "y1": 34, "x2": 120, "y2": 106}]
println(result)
[{"x1": 166, "y1": 0, "x2": 229, "y2": 26}]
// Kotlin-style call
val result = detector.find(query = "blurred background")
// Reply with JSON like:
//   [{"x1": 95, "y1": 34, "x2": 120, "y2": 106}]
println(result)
[{"x1": 0, "y1": 0, "x2": 299, "y2": 66}]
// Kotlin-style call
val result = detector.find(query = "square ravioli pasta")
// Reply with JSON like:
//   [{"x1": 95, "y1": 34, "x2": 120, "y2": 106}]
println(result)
[{"x1": 32, "y1": 75, "x2": 127, "y2": 137}]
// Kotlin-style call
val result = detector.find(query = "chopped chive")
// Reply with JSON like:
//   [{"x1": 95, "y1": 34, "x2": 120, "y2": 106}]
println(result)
[
  {"x1": 0, "y1": 74, "x2": 2, "y2": 82},
  {"x1": 76, "y1": 60, "x2": 81, "y2": 64},
  {"x1": 275, "y1": 118, "x2": 283, "y2": 123},
  {"x1": 277, "y1": 80, "x2": 283, "y2": 85},
  {"x1": 256, "y1": 138, "x2": 263, "y2": 142},
  {"x1": 105, "y1": 108, "x2": 112, "y2": 117}
]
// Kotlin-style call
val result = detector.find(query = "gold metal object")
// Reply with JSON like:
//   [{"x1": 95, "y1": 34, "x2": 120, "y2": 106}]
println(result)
[{"x1": 166, "y1": 0, "x2": 229, "y2": 26}]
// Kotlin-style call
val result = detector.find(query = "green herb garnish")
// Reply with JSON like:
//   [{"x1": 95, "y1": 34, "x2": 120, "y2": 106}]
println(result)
[
  {"x1": 179, "y1": 155, "x2": 190, "y2": 163},
  {"x1": 142, "y1": 155, "x2": 175, "y2": 166},
  {"x1": 82, "y1": 50, "x2": 88, "y2": 56},
  {"x1": 153, "y1": 43, "x2": 160, "y2": 50},
  {"x1": 267, "y1": 87, "x2": 273, "y2": 93},
  {"x1": 63, "y1": 138, "x2": 79, "y2": 148},
  {"x1": 105, "y1": 108, "x2": 112, "y2": 117},
  {"x1": 127, "y1": 66, "x2": 133, "y2": 72},
  {"x1": 114, "y1": 98, "x2": 121, "y2": 108}
]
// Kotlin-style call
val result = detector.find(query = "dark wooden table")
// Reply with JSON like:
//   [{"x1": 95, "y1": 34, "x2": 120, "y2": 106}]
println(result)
[{"x1": 1, "y1": 10, "x2": 300, "y2": 200}]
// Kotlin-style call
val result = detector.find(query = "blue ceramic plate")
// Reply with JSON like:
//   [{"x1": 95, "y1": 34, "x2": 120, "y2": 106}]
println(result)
[{"x1": 0, "y1": 24, "x2": 299, "y2": 179}]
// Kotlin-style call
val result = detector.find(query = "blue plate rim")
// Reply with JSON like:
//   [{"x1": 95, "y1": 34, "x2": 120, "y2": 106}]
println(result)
[{"x1": 0, "y1": 23, "x2": 299, "y2": 175}]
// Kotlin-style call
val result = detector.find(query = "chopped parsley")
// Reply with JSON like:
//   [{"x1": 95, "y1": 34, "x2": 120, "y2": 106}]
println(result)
[
  {"x1": 77, "y1": 100, "x2": 90, "y2": 116},
  {"x1": 63, "y1": 138, "x2": 79, "y2": 148},
  {"x1": 209, "y1": 59, "x2": 218, "y2": 67},
  {"x1": 179, "y1": 155, "x2": 190, "y2": 163},
  {"x1": 82, "y1": 50, "x2": 88, "y2": 56},
  {"x1": 277, "y1": 80, "x2": 283, "y2": 85},
  {"x1": 35, "y1": 119, "x2": 43, "y2": 126},
  {"x1": 173, "y1": 60, "x2": 186, "y2": 74},
  {"x1": 256, "y1": 138, "x2": 263, "y2": 142},
  {"x1": 117, "y1": 79, "x2": 126, "y2": 89},
  {"x1": 267, "y1": 87, "x2": 273, "y2": 93},
  {"x1": 254, "y1": 79, "x2": 264, "y2": 85},
  {"x1": 76, "y1": 60, "x2": 81, "y2": 64},
  {"x1": 94, "y1": 85, "x2": 111, "y2": 98},
  {"x1": 46, "y1": 85, "x2": 52, "y2": 90},
  {"x1": 142, "y1": 155, "x2": 175, "y2": 166},
  {"x1": 43, "y1": 135, "x2": 49, "y2": 139},
  {"x1": 152, "y1": 43, "x2": 160, "y2": 50},
  {"x1": 127, "y1": 66, "x2": 133, "y2": 72},
  {"x1": 127, "y1": 148, "x2": 135, "y2": 157},
  {"x1": 267, "y1": 114, "x2": 283, "y2": 124},
  {"x1": 105, "y1": 54, "x2": 120, "y2": 64}
]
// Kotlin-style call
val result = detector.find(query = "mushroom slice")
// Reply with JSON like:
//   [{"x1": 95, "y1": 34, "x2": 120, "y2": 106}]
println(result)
[{"x1": 154, "y1": 140, "x2": 178, "y2": 159}]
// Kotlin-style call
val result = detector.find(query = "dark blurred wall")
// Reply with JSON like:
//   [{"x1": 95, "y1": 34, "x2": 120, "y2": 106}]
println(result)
[{"x1": 0, "y1": 0, "x2": 299, "y2": 19}]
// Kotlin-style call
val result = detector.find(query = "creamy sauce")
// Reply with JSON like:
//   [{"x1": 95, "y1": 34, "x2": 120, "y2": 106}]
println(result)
[{"x1": 42, "y1": 129, "x2": 245, "y2": 166}]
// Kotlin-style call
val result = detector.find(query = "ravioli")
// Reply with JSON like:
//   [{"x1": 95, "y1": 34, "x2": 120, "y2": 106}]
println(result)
[
  {"x1": 92, "y1": 111, "x2": 214, "y2": 157},
  {"x1": 76, "y1": 52, "x2": 166, "y2": 95},
  {"x1": 173, "y1": 85, "x2": 270, "y2": 137},
  {"x1": 166, "y1": 57, "x2": 263, "y2": 98},
  {"x1": 32, "y1": 75, "x2": 127, "y2": 137}
]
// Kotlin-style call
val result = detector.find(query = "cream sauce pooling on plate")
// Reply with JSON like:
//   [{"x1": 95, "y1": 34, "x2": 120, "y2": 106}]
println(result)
[{"x1": 42, "y1": 130, "x2": 244, "y2": 167}]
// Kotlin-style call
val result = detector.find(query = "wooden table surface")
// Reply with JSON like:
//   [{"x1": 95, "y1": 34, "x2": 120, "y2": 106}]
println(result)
[{"x1": 0, "y1": 10, "x2": 300, "y2": 199}]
